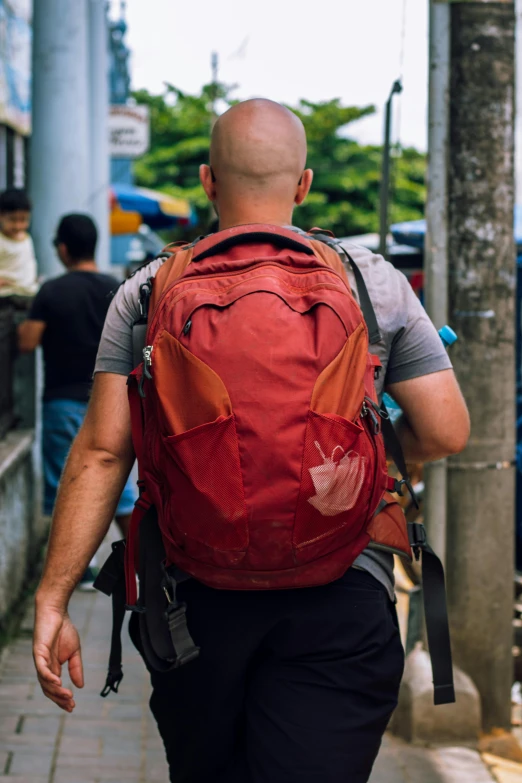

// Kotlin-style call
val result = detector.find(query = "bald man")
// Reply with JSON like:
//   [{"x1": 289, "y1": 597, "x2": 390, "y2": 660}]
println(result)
[{"x1": 33, "y1": 100, "x2": 469, "y2": 782}]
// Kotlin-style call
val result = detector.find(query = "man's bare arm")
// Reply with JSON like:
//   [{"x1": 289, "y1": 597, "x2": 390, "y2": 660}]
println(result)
[
  {"x1": 386, "y1": 369, "x2": 470, "y2": 463},
  {"x1": 37, "y1": 372, "x2": 134, "y2": 606},
  {"x1": 18, "y1": 319, "x2": 46, "y2": 352},
  {"x1": 34, "y1": 372, "x2": 134, "y2": 711}
]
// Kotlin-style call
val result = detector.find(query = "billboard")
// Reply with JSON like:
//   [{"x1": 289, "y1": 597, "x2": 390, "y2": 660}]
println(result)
[
  {"x1": 109, "y1": 104, "x2": 150, "y2": 158},
  {"x1": 0, "y1": 0, "x2": 31, "y2": 136}
]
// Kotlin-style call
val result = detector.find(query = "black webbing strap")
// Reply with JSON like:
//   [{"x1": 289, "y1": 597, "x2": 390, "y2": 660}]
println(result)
[
  {"x1": 94, "y1": 510, "x2": 198, "y2": 697},
  {"x1": 379, "y1": 405, "x2": 455, "y2": 705},
  {"x1": 131, "y1": 278, "x2": 153, "y2": 369},
  {"x1": 408, "y1": 523, "x2": 455, "y2": 705},
  {"x1": 132, "y1": 323, "x2": 147, "y2": 369},
  {"x1": 137, "y1": 507, "x2": 200, "y2": 672},
  {"x1": 93, "y1": 541, "x2": 126, "y2": 697},
  {"x1": 307, "y1": 232, "x2": 382, "y2": 345},
  {"x1": 380, "y1": 406, "x2": 418, "y2": 509}
]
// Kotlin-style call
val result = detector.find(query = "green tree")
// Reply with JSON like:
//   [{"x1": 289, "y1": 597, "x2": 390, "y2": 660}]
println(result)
[{"x1": 132, "y1": 84, "x2": 426, "y2": 239}]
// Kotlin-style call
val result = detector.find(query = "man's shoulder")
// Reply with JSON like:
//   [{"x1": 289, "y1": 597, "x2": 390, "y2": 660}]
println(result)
[
  {"x1": 37, "y1": 273, "x2": 67, "y2": 293},
  {"x1": 92, "y1": 271, "x2": 121, "y2": 289},
  {"x1": 340, "y1": 241, "x2": 401, "y2": 279},
  {"x1": 338, "y1": 241, "x2": 415, "y2": 342},
  {"x1": 339, "y1": 241, "x2": 408, "y2": 299},
  {"x1": 117, "y1": 257, "x2": 165, "y2": 303}
]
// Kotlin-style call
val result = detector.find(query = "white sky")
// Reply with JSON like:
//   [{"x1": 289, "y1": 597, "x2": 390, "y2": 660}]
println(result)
[{"x1": 111, "y1": 0, "x2": 429, "y2": 151}]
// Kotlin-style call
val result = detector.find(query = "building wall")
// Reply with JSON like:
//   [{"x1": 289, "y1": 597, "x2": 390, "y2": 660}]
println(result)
[
  {"x1": 0, "y1": 4, "x2": 41, "y2": 633},
  {"x1": 0, "y1": 431, "x2": 36, "y2": 624},
  {"x1": 0, "y1": 313, "x2": 44, "y2": 631}
]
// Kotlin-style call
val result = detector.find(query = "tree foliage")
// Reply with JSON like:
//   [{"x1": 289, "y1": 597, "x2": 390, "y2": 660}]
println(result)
[{"x1": 132, "y1": 83, "x2": 426, "y2": 239}]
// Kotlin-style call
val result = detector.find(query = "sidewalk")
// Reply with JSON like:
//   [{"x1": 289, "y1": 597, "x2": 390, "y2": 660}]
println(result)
[{"x1": 0, "y1": 549, "x2": 512, "y2": 783}]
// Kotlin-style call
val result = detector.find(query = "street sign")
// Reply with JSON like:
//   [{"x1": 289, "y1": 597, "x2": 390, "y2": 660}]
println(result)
[{"x1": 109, "y1": 105, "x2": 150, "y2": 158}]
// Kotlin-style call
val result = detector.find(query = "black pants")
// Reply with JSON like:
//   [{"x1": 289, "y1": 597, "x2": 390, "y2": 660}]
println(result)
[{"x1": 130, "y1": 568, "x2": 404, "y2": 783}]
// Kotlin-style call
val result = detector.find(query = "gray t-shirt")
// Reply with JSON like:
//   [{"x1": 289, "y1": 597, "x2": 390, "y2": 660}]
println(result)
[{"x1": 95, "y1": 240, "x2": 452, "y2": 599}]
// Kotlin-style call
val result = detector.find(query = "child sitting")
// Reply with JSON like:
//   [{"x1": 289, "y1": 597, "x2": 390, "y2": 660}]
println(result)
[{"x1": 0, "y1": 188, "x2": 37, "y2": 296}]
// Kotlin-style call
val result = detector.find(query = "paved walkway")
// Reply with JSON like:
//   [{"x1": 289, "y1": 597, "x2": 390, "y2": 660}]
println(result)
[{"x1": 0, "y1": 542, "x2": 511, "y2": 783}]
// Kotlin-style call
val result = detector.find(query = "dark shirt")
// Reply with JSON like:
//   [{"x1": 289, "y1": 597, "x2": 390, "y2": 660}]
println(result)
[{"x1": 29, "y1": 270, "x2": 119, "y2": 402}]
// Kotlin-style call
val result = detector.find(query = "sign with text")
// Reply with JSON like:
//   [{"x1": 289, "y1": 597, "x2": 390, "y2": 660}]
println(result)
[
  {"x1": 109, "y1": 105, "x2": 150, "y2": 158},
  {"x1": 0, "y1": 0, "x2": 32, "y2": 135}
]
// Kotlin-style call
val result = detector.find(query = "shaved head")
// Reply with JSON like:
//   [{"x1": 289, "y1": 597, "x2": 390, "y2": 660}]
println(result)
[
  {"x1": 200, "y1": 99, "x2": 313, "y2": 229},
  {"x1": 211, "y1": 99, "x2": 307, "y2": 188}
]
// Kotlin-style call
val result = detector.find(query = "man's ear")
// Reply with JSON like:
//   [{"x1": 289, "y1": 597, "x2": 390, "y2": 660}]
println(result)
[
  {"x1": 295, "y1": 169, "x2": 313, "y2": 206},
  {"x1": 200, "y1": 164, "x2": 217, "y2": 202},
  {"x1": 57, "y1": 242, "x2": 69, "y2": 267}
]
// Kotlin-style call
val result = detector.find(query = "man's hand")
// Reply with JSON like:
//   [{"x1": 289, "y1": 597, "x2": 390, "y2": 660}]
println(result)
[{"x1": 33, "y1": 602, "x2": 84, "y2": 712}]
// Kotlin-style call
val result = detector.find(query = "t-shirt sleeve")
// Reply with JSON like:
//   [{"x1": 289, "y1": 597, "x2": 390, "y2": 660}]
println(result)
[
  {"x1": 384, "y1": 271, "x2": 452, "y2": 386},
  {"x1": 94, "y1": 259, "x2": 163, "y2": 376},
  {"x1": 28, "y1": 283, "x2": 50, "y2": 322},
  {"x1": 94, "y1": 279, "x2": 139, "y2": 376}
]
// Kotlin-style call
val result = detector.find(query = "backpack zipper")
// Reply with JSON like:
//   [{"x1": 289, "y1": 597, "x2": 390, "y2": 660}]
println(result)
[
  {"x1": 361, "y1": 398, "x2": 381, "y2": 435},
  {"x1": 360, "y1": 400, "x2": 385, "y2": 518},
  {"x1": 148, "y1": 262, "x2": 349, "y2": 338},
  {"x1": 138, "y1": 345, "x2": 154, "y2": 398}
]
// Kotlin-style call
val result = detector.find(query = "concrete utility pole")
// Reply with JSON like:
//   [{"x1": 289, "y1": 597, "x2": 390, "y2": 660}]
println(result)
[
  {"x1": 424, "y1": 1, "x2": 450, "y2": 566},
  {"x1": 31, "y1": 0, "x2": 90, "y2": 278},
  {"x1": 516, "y1": 0, "x2": 522, "y2": 205},
  {"x1": 88, "y1": 0, "x2": 111, "y2": 271},
  {"x1": 446, "y1": 0, "x2": 516, "y2": 731}
]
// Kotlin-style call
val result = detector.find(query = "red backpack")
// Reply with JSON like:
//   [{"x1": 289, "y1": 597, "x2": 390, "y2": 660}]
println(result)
[{"x1": 96, "y1": 226, "x2": 454, "y2": 706}]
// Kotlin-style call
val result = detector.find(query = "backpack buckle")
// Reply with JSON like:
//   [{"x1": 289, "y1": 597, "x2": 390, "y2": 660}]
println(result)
[
  {"x1": 393, "y1": 478, "x2": 419, "y2": 509},
  {"x1": 138, "y1": 278, "x2": 153, "y2": 319},
  {"x1": 408, "y1": 522, "x2": 427, "y2": 561},
  {"x1": 162, "y1": 570, "x2": 200, "y2": 667}
]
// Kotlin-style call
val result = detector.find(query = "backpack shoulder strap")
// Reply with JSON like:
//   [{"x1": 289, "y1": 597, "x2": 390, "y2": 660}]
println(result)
[
  {"x1": 131, "y1": 246, "x2": 194, "y2": 370},
  {"x1": 308, "y1": 237, "x2": 350, "y2": 281},
  {"x1": 149, "y1": 245, "x2": 195, "y2": 313},
  {"x1": 308, "y1": 232, "x2": 382, "y2": 345}
]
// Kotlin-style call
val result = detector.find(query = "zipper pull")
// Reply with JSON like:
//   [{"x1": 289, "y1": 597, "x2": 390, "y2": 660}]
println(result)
[
  {"x1": 138, "y1": 279, "x2": 153, "y2": 320},
  {"x1": 138, "y1": 345, "x2": 153, "y2": 398},
  {"x1": 143, "y1": 345, "x2": 153, "y2": 379},
  {"x1": 361, "y1": 399, "x2": 380, "y2": 435}
]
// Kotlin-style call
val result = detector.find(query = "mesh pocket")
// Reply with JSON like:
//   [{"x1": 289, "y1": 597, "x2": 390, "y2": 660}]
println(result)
[
  {"x1": 293, "y1": 411, "x2": 374, "y2": 550},
  {"x1": 161, "y1": 414, "x2": 248, "y2": 552}
]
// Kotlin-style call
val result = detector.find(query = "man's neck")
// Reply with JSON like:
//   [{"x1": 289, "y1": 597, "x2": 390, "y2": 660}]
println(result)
[
  {"x1": 216, "y1": 207, "x2": 294, "y2": 232},
  {"x1": 68, "y1": 260, "x2": 98, "y2": 272}
]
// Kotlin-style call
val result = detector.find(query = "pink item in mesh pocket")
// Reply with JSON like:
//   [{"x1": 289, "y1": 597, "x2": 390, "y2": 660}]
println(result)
[{"x1": 308, "y1": 441, "x2": 366, "y2": 516}]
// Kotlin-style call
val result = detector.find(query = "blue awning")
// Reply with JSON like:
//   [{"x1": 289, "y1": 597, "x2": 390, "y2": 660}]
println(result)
[{"x1": 111, "y1": 183, "x2": 194, "y2": 231}]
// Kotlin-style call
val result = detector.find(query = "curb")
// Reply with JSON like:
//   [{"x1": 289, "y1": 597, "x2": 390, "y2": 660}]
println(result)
[{"x1": 483, "y1": 753, "x2": 522, "y2": 783}]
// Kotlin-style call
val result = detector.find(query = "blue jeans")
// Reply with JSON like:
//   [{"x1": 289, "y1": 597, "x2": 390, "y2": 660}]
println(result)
[{"x1": 42, "y1": 399, "x2": 138, "y2": 517}]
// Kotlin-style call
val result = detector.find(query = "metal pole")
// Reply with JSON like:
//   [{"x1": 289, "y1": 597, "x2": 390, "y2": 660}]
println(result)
[
  {"x1": 378, "y1": 80, "x2": 403, "y2": 259},
  {"x1": 88, "y1": 0, "x2": 111, "y2": 271},
  {"x1": 446, "y1": 0, "x2": 516, "y2": 731},
  {"x1": 424, "y1": 0, "x2": 451, "y2": 566},
  {"x1": 30, "y1": 0, "x2": 90, "y2": 278},
  {"x1": 211, "y1": 51, "x2": 219, "y2": 129}
]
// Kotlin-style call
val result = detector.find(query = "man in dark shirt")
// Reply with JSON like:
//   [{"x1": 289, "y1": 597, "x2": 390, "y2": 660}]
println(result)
[{"x1": 18, "y1": 214, "x2": 136, "y2": 571}]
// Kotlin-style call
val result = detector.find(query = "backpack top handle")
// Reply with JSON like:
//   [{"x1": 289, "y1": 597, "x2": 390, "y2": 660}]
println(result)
[{"x1": 192, "y1": 224, "x2": 315, "y2": 262}]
